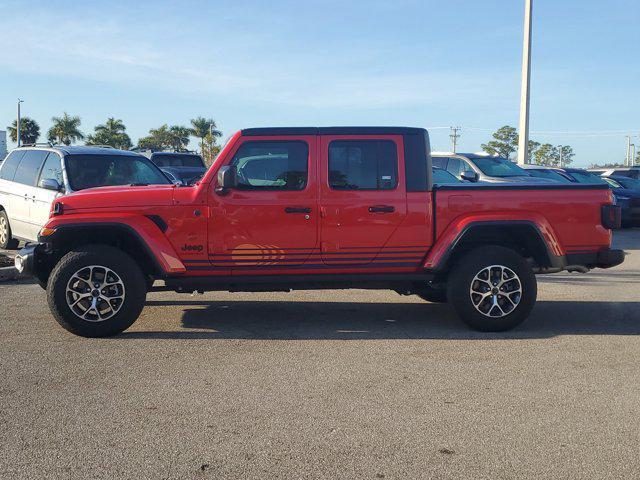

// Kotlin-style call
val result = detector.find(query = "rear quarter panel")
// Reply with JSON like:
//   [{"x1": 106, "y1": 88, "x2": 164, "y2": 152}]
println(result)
[{"x1": 426, "y1": 186, "x2": 613, "y2": 268}]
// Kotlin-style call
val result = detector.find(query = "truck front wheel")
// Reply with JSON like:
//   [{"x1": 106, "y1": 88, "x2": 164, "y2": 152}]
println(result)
[
  {"x1": 447, "y1": 246, "x2": 537, "y2": 332},
  {"x1": 46, "y1": 245, "x2": 147, "y2": 337}
]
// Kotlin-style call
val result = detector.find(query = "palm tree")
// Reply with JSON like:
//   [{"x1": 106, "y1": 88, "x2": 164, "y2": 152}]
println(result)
[
  {"x1": 169, "y1": 125, "x2": 191, "y2": 151},
  {"x1": 190, "y1": 117, "x2": 222, "y2": 155},
  {"x1": 138, "y1": 124, "x2": 173, "y2": 150},
  {"x1": 48, "y1": 113, "x2": 84, "y2": 146},
  {"x1": 7, "y1": 117, "x2": 40, "y2": 145},
  {"x1": 86, "y1": 117, "x2": 132, "y2": 149}
]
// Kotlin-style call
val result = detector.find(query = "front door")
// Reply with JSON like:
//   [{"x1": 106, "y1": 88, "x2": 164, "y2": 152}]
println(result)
[
  {"x1": 31, "y1": 152, "x2": 64, "y2": 238},
  {"x1": 319, "y1": 135, "x2": 407, "y2": 265},
  {"x1": 208, "y1": 136, "x2": 318, "y2": 272}
]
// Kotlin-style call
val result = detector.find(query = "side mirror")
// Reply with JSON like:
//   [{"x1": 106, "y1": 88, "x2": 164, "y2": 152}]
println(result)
[
  {"x1": 461, "y1": 171, "x2": 479, "y2": 182},
  {"x1": 40, "y1": 178, "x2": 63, "y2": 192},
  {"x1": 215, "y1": 165, "x2": 236, "y2": 195}
]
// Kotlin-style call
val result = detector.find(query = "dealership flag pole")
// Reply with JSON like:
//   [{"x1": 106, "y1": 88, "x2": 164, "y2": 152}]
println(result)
[{"x1": 517, "y1": 0, "x2": 533, "y2": 165}]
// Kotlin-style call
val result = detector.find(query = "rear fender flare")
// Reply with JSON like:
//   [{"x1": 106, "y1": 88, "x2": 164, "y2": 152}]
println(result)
[{"x1": 424, "y1": 214, "x2": 564, "y2": 271}]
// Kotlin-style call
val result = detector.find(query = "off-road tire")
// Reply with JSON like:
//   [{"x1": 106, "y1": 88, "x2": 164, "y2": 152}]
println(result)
[
  {"x1": 47, "y1": 245, "x2": 147, "y2": 337},
  {"x1": 0, "y1": 210, "x2": 19, "y2": 249},
  {"x1": 447, "y1": 246, "x2": 537, "y2": 332}
]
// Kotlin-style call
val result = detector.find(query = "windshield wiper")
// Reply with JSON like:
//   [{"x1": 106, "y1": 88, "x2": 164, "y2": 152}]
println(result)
[{"x1": 129, "y1": 182, "x2": 149, "y2": 186}]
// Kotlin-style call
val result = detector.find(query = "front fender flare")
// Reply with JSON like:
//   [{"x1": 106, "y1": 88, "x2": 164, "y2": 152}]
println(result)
[{"x1": 42, "y1": 213, "x2": 186, "y2": 274}]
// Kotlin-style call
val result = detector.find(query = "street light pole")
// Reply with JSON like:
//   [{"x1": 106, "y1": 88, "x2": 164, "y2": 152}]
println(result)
[
  {"x1": 517, "y1": 0, "x2": 533, "y2": 165},
  {"x1": 16, "y1": 99, "x2": 23, "y2": 147}
]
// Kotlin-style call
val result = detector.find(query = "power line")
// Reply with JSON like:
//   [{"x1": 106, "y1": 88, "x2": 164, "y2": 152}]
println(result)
[{"x1": 449, "y1": 126, "x2": 461, "y2": 153}]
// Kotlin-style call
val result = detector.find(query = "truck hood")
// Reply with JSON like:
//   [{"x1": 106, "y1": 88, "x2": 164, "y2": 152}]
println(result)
[{"x1": 60, "y1": 184, "x2": 176, "y2": 211}]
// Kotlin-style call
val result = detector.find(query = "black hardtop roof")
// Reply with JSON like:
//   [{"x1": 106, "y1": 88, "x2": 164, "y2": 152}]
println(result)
[{"x1": 241, "y1": 127, "x2": 427, "y2": 136}]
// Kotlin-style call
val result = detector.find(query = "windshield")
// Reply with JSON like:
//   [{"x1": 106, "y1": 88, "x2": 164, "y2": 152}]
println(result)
[
  {"x1": 65, "y1": 154, "x2": 171, "y2": 191},
  {"x1": 164, "y1": 169, "x2": 205, "y2": 185},
  {"x1": 151, "y1": 154, "x2": 204, "y2": 168},
  {"x1": 612, "y1": 176, "x2": 640, "y2": 190},
  {"x1": 526, "y1": 168, "x2": 572, "y2": 183},
  {"x1": 472, "y1": 157, "x2": 528, "y2": 177},
  {"x1": 567, "y1": 170, "x2": 607, "y2": 184},
  {"x1": 432, "y1": 168, "x2": 461, "y2": 184}
]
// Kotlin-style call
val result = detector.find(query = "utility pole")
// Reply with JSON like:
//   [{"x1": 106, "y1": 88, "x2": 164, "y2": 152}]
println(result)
[
  {"x1": 558, "y1": 145, "x2": 563, "y2": 168},
  {"x1": 626, "y1": 135, "x2": 632, "y2": 166},
  {"x1": 517, "y1": 0, "x2": 533, "y2": 165},
  {"x1": 16, "y1": 99, "x2": 23, "y2": 147},
  {"x1": 449, "y1": 126, "x2": 461, "y2": 153}
]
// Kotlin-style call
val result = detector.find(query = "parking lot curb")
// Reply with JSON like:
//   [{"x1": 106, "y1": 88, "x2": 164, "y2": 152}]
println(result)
[{"x1": 0, "y1": 266, "x2": 20, "y2": 282}]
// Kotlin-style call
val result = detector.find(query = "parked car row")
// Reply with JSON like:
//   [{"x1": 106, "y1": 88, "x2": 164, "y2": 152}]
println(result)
[{"x1": 430, "y1": 153, "x2": 640, "y2": 228}]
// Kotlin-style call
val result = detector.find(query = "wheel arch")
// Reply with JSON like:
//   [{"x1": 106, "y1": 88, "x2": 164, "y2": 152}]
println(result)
[
  {"x1": 432, "y1": 221, "x2": 564, "y2": 274},
  {"x1": 43, "y1": 223, "x2": 166, "y2": 278}
]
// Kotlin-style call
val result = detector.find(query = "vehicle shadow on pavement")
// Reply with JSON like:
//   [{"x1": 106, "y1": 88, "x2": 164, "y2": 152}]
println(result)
[{"x1": 123, "y1": 299, "x2": 640, "y2": 340}]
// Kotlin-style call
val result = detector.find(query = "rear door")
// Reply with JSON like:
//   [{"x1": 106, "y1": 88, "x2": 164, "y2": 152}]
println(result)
[
  {"x1": 9, "y1": 150, "x2": 49, "y2": 240},
  {"x1": 0, "y1": 150, "x2": 26, "y2": 228},
  {"x1": 208, "y1": 135, "x2": 319, "y2": 271},
  {"x1": 319, "y1": 135, "x2": 407, "y2": 265}
]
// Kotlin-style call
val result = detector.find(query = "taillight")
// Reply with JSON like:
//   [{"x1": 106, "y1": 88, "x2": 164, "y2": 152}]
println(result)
[{"x1": 601, "y1": 205, "x2": 621, "y2": 229}]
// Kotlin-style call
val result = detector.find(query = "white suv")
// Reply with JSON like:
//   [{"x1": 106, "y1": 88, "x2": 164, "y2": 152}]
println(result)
[{"x1": 0, "y1": 145, "x2": 171, "y2": 248}]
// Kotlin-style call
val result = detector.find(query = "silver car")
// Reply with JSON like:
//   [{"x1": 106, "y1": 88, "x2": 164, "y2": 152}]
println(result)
[
  {"x1": 432, "y1": 152, "x2": 558, "y2": 184},
  {"x1": 0, "y1": 145, "x2": 170, "y2": 247}
]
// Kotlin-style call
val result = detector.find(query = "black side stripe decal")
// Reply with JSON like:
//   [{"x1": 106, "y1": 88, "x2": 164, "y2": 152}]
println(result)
[
  {"x1": 185, "y1": 261, "x2": 420, "y2": 271},
  {"x1": 188, "y1": 255, "x2": 424, "y2": 264}
]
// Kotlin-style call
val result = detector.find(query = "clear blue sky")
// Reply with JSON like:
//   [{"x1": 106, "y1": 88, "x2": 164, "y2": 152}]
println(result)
[{"x1": 1, "y1": 0, "x2": 638, "y2": 166}]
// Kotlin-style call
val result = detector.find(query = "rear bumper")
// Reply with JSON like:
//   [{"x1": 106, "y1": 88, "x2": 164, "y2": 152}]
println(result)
[{"x1": 565, "y1": 249, "x2": 625, "y2": 270}]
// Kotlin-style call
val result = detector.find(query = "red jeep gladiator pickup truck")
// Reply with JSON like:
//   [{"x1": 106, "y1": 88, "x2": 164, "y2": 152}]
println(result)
[{"x1": 15, "y1": 127, "x2": 623, "y2": 337}]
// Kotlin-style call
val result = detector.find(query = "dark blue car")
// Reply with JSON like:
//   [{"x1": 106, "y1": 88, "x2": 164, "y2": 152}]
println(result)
[{"x1": 602, "y1": 176, "x2": 640, "y2": 227}]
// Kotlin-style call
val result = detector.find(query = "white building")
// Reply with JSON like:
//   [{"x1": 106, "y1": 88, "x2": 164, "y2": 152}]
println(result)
[{"x1": 0, "y1": 130, "x2": 7, "y2": 159}]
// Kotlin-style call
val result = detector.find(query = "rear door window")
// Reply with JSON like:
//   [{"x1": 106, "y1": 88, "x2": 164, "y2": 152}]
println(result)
[
  {"x1": 13, "y1": 150, "x2": 49, "y2": 186},
  {"x1": 432, "y1": 157, "x2": 447, "y2": 169},
  {"x1": 328, "y1": 140, "x2": 397, "y2": 190},
  {"x1": 0, "y1": 150, "x2": 26, "y2": 181},
  {"x1": 445, "y1": 158, "x2": 466, "y2": 178}
]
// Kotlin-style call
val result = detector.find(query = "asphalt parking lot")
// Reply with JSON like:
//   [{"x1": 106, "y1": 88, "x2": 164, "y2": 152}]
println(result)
[{"x1": 1, "y1": 230, "x2": 639, "y2": 479}]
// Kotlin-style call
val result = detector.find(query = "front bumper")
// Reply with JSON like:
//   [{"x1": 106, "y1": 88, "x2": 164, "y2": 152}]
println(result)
[
  {"x1": 565, "y1": 249, "x2": 625, "y2": 270},
  {"x1": 14, "y1": 243, "x2": 41, "y2": 276}
]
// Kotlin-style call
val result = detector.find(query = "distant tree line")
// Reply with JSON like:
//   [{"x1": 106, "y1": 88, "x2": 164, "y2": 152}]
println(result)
[
  {"x1": 481, "y1": 125, "x2": 575, "y2": 167},
  {"x1": 6, "y1": 115, "x2": 223, "y2": 164}
]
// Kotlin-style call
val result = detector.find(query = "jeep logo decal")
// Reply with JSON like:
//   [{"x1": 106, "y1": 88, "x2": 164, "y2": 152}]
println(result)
[{"x1": 181, "y1": 244, "x2": 204, "y2": 252}]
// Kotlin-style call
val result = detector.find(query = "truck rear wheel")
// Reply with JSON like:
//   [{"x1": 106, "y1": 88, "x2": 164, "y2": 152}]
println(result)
[
  {"x1": 47, "y1": 245, "x2": 147, "y2": 337},
  {"x1": 447, "y1": 246, "x2": 537, "y2": 332}
]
